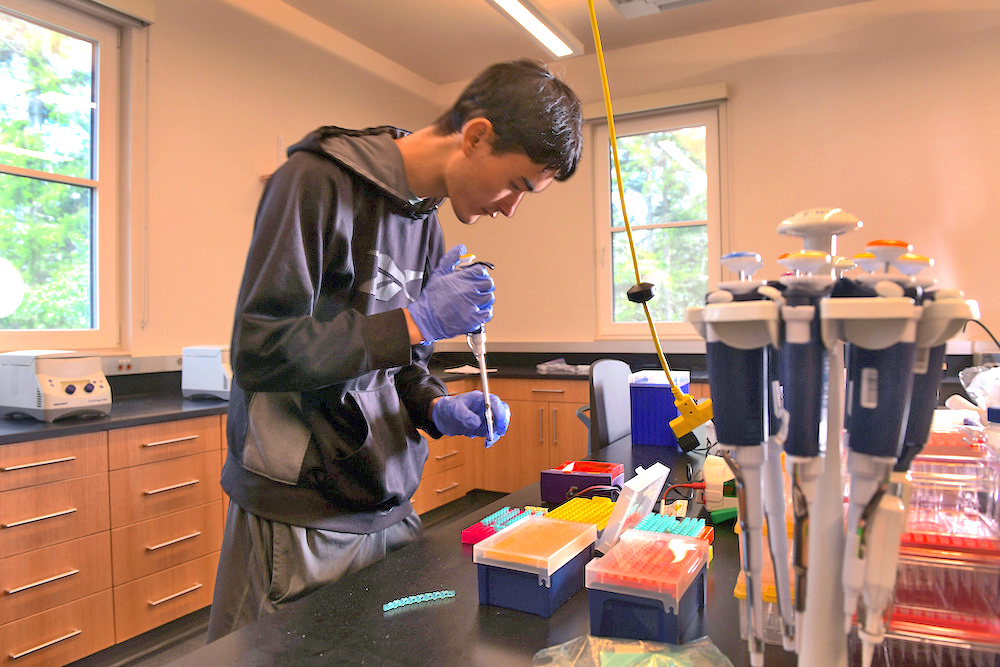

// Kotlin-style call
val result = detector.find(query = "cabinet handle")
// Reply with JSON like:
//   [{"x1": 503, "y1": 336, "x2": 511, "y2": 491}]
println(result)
[
  {"x1": 148, "y1": 582, "x2": 203, "y2": 607},
  {"x1": 434, "y1": 450, "x2": 459, "y2": 461},
  {"x1": 142, "y1": 435, "x2": 198, "y2": 448},
  {"x1": 3, "y1": 507, "x2": 77, "y2": 528},
  {"x1": 553, "y1": 408, "x2": 558, "y2": 444},
  {"x1": 147, "y1": 531, "x2": 202, "y2": 551},
  {"x1": 531, "y1": 388, "x2": 565, "y2": 394},
  {"x1": 6, "y1": 569, "x2": 80, "y2": 595},
  {"x1": 435, "y1": 482, "x2": 460, "y2": 494},
  {"x1": 1, "y1": 455, "x2": 76, "y2": 472},
  {"x1": 538, "y1": 409, "x2": 544, "y2": 443},
  {"x1": 9, "y1": 629, "x2": 82, "y2": 660},
  {"x1": 144, "y1": 479, "x2": 199, "y2": 495}
]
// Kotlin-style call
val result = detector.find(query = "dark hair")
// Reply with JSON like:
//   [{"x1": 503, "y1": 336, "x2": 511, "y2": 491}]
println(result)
[{"x1": 434, "y1": 59, "x2": 583, "y2": 181}]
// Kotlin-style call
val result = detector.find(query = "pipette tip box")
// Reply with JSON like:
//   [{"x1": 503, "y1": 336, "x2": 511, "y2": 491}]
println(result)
[
  {"x1": 473, "y1": 516, "x2": 597, "y2": 618},
  {"x1": 630, "y1": 371, "x2": 690, "y2": 448},
  {"x1": 586, "y1": 531, "x2": 708, "y2": 643},
  {"x1": 540, "y1": 460, "x2": 625, "y2": 504}
]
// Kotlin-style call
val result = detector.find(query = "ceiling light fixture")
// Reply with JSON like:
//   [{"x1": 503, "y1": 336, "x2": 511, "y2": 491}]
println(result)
[{"x1": 486, "y1": 0, "x2": 582, "y2": 58}]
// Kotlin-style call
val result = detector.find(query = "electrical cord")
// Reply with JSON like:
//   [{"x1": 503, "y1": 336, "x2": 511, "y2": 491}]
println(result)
[
  {"x1": 962, "y1": 319, "x2": 1000, "y2": 351},
  {"x1": 568, "y1": 484, "x2": 620, "y2": 501}
]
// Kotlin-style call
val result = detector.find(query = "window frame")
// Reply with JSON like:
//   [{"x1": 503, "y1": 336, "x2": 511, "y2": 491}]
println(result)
[
  {"x1": 0, "y1": 0, "x2": 122, "y2": 350},
  {"x1": 592, "y1": 104, "x2": 725, "y2": 340}
]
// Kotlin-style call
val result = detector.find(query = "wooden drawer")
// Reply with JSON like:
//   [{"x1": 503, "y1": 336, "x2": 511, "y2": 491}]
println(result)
[
  {"x1": 108, "y1": 416, "x2": 222, "y2": 470},
  {"x1": 111, "y1": 501, "x2": 222, "y2": 586},
  {"x1": 0, "y1": 474, "x2": 110, "y2": 559},
  {"x1": 0, "y1": 533, "x2": 111, "y2": 625},
  {"x1": 0, "y1": 432, "x2": 107, "y2": 493},
  {"x1": 113, "y1": 552, "x2": 218, "y2": 642},
  {"x1": 424, "y1": 435, "x2": 468, "y2": 476},
  {"x1": 109, "y1": 451, "x2": 221, "y2": 528},
  {"x1": 0, "y1": 590, "x2": 114, "y2": 667},
  {"x1": 489, "y1": 378, "x2": 589, "y2": 404},
  {"x1": 413, "y1": 465, "x2": 469, "y2": 514}
]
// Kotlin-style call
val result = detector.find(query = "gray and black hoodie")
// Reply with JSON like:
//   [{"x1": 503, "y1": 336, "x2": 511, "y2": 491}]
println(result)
[{"x1": 220, "y1": 126, "x2": 448, "y2": 533}]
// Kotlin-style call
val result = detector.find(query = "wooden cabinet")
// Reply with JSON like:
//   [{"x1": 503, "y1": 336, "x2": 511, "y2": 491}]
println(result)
[
  {"x1": 411, "y1": 434, "x2": 472, "y2": 514},
  {"x1": 107, "y1": 416, "x2": 223, "y2": 643},
  {"x1": 473, "y1": 378, "x2": 590, "y2": 493},
  {"x1": 0, "y1": 413, "x2": 226, "y2": 663},
  {"x1": 0, "y1": 432, "x2": 114, "y2": 665}
]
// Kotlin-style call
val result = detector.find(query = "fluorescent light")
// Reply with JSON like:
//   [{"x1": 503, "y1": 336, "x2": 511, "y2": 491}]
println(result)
[{"x1": 489, "y1": 0, "x2": 578, "y2": 58}]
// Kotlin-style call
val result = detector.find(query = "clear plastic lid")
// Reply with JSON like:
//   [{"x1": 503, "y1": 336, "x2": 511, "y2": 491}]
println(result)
[
  {"x1": 595, "y1": 462, "x2": 670, "y2": 554},
  {"x1": 586, "y1": 531, "x2": 708, "y2": 607},
  {"x1": 472, "y1": 516, "x2": 596, "y2": 586}
]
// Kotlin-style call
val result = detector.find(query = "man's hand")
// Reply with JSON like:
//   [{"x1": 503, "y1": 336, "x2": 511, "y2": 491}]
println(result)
[{"x1": 432, "y1": 391, "x2": 510, "y2": 441}]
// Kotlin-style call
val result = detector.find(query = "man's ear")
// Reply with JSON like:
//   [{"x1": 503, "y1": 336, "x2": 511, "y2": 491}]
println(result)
[{"x1": 461, "y1": 118, "x2": 494, "y2": 156}]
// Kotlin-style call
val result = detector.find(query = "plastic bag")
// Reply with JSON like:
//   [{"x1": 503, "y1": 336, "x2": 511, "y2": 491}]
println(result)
[
  {"x1": 532, "y1": 635, "x2": 734, "y2": 667},
  {"x1": 962, "y1": 365, "x2": 1000, "y2": 408}
]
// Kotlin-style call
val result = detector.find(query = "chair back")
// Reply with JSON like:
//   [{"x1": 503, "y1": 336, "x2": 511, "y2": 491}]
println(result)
[{"x1": 588, "y1": 359, "x2": 632, "y2": 453}]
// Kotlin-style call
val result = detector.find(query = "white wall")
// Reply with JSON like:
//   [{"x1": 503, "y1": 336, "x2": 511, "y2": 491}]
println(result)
[
  {"x1": 126, "y1": 0, "x2": 1000, "y2": 357},
  {"x1": 439, "y1": 0, "x2": 1000, "y2": 350},
  {"x1": 126, "y1": 0, "x2": 440, "y2": 355}
]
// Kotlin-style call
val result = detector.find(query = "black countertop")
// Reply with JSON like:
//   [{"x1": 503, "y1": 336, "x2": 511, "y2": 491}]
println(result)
[
  {"x1": 0, "y1": 393, "x2": 229, "y2": 446},
  {"x1": 170, "y1": 435, "x2": 798, "y2": 667}
]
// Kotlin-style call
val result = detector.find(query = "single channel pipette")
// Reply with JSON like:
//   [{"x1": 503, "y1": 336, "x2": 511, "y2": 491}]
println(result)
[{"x1": 457, "y1": 254, "x2": 496, "y2": 446}]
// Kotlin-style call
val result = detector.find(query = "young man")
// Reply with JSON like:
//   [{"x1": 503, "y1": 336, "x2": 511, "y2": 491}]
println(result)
[{"x1": 207, "y1": 59, "x2": 583, "y2": 640}]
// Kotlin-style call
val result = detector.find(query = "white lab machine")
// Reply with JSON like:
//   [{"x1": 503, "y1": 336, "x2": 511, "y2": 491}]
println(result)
[
  {"x1": 0, "y1": 350, "x2": 112, "y2": 421},
  {"x1": 182, "y1": 345, "x2": 232, "y2": 400}
]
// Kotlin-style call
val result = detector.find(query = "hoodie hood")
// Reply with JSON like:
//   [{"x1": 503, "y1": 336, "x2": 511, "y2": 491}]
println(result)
[{"x1": 287, "y1": 126, "x2": 442, "y2": 220}]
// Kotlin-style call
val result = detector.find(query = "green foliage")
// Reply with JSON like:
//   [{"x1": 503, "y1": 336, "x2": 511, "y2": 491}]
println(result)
[
  {"x1": 609, "y1": 127, "x2": 709, "y2": 323},
  {"x1": 0, "y1": 11, "x2": 94, "y2": 330}
]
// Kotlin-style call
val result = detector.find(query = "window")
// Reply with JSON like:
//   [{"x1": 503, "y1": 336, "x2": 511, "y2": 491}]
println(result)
[
  {"x1": 593, "y1": 105, "x2": 723, "y2": 339},
  {"x1": 0, "y1": 0, "x2": 122, "y2": 349}
]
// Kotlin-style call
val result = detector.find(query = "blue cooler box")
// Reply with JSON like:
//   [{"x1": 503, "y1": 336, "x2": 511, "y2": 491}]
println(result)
[{"x1": 630, "y1": 371, "x2": 690, "y2": 447}]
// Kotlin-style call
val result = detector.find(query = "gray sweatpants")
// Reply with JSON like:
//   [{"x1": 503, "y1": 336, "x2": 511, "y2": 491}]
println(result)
[{"x1": 206, "y1": 499, "x2": 423, "y2": 642}]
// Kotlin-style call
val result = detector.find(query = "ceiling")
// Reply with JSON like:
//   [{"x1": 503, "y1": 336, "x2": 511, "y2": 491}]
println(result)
[{"x1": 281, "y1": 0, "x2": 871, "y2": 85}]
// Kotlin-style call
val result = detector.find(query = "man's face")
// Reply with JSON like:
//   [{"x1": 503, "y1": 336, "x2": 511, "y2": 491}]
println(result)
[{"x1": 445, "y1": 131, "x2": 557, "y2": 224}]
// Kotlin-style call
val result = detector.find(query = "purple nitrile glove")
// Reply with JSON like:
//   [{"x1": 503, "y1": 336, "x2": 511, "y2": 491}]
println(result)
[
  {"x1": 409, "y1": 259, "x2": 495, "y2": 343},
  {"x1": 432, "y1": 391, "x2": 511, "y2": 443}
]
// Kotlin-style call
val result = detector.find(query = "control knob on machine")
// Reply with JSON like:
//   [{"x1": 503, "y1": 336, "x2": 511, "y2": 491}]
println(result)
[
  {"x1": 84, "y1": 382, "x2": 95, "y2": 393},
  {"x1": 65, "y1": 384, "x2": 76, "y2": 394}
]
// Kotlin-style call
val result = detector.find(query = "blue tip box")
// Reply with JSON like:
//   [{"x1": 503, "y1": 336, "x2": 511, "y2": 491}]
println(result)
[
  {"x1": 630, "y1": 370, "x2": 690, "y2": 447},
  {"x1": 586, "y1": 531, "x2": 708, "y2": 643},
  {"x1": 473, "y1": 516, "x2": 597, "y2": 618}
]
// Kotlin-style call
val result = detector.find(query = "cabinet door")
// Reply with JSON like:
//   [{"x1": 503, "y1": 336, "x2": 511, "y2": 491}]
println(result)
[
  {"x1": 548, "y1": 402, "x2": 590, "y2": 466},
  {"x1": 478, "y1": 398, "x2": 550, "y2": 493}
]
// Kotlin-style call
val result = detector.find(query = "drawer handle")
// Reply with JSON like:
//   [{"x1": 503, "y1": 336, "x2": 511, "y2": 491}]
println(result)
[
  {"x1": 144, "y1": 479, "x2": 199, "y2": 495},
  {"x1": 539, "y1": 408, "x2": 544, "y2": 443},
  {"x1": 531, "y1": 388, "x2": 565, "y2": 394},
  {"x1": 1, "y1": 455, "x2": 76, "y2": 472},
  {"x1": 3, "y1": 507, "x2": 77, "y2": 528},
  {"x1": 142, "y1": 435, "x2": 199, "y2": 448},
  {"x1": 147, "y1": 531, "x2": 202, "y2": 551},
  {"x1": 9, "y1": 629, "x2": 82, "y2": 660},
  {"x1": 149, "y1": 583, "x2": 203, "y2": 607},
  {"x1": 553, "y1": 408, "x2": 558, "y2": 444},
  {"x1": 434, "y1": 450, "x2": 459, "y2": 461},
  {"x1": 6, "y1": 569, "x2": 80, "y2": 595},
  {"x1": 435, "y1": 482, "x2": 459, "y2": 494}
]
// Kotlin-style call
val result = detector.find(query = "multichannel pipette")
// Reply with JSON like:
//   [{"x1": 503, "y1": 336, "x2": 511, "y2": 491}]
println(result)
[{"x1": 457, "y1": 254, "x2": 497, "y2": 446}]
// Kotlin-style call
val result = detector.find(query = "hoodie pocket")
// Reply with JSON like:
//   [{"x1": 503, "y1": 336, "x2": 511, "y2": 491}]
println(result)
[
  {"x1": 242, "y1": 392, "x2": 312, "y2": 485},
  {"x1": 315, "y1": 383, "x2": 426, "y2": 510}
]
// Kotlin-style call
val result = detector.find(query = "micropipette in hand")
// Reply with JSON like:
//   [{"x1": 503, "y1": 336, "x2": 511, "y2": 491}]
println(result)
[{"x1": 457, "y1": 254, "x2": 497, "y2": 446}]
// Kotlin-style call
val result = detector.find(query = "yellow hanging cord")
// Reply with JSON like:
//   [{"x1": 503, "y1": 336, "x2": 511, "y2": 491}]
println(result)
[{"x1": 585, "y1": 0, "x2": 713, "y2": 436}]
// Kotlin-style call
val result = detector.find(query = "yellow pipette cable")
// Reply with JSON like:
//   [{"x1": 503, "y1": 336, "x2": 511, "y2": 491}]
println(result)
[{"x1": 585, "y1": 0, "x2": 713, "y2": 439}]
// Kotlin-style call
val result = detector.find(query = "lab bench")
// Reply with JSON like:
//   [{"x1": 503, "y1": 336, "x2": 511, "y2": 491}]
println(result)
[{"x1": 170, "y1": 435, "x2": 799, "y2": 667}]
